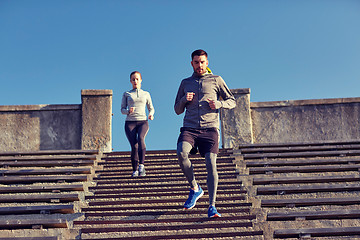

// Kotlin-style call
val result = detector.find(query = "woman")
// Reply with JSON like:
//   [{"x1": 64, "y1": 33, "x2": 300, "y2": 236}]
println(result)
[{"x1": 121, "y1": 71, "x2": 155, "y2": 177}]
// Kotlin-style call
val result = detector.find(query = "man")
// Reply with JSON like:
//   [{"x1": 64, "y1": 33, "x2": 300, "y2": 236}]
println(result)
[{"x1": 174, "y1": 49, "x2": 236, "y2": 218}]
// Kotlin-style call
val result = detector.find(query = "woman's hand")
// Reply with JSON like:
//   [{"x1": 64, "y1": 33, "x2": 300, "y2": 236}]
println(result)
[
  {"x1": 186, "y1": 92, "x2": 195, "y2": 101},
  {"x1": 148, "y1": 114, "x2": 154, "y2": 120}
]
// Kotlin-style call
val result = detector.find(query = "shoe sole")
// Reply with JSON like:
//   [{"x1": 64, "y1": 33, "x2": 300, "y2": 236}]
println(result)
[
  {"x1": 209, "y1": 213, "x2": 221, "y2": 218},
  {"x1": 184, "y1": 190, "x2": 204, "y2": 210}
]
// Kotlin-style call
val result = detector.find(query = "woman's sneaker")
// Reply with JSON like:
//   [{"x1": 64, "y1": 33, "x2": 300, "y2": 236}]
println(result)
[
  {"x1": 138, "y1": 164, "x2": 146, "y2": 176},
  {"x1": 208, "y1": 205, "x2": 221, "y2": 218},
  {"x1": 184, "y1": 184, "x2": 204, "y2": 209},
  {"x1": 132, "y1": 170, "x2": 139, "y2": 177}
]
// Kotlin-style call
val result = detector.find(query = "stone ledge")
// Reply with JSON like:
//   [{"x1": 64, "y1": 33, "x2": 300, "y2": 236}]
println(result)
[
  {"x1": 0, "y1": 104, "x2": 81, "y2": 112},
  {"x1": 231, "y1": 88, "x2": 250, "y2": 94},
  {"x1": 251, "y1": 97, "x2": 360, "y2": 108},
  {"x1": 81, "y1": 89, "x2": 113, "y2": 96}
]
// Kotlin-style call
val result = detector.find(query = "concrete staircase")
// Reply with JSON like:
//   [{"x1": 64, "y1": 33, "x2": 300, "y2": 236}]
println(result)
[
  {"x1": 75, "y1": 149, "x2": 264, "y2": 239},
  {"x1": 238, "y1": 139, "x2": 360, "y2": 239},
  {"x1": 0, "y1": 149, "x2": 100, "y2": 240},
  {"x1": 5, "y1": 139, "x2": 360, "y2": 239}
]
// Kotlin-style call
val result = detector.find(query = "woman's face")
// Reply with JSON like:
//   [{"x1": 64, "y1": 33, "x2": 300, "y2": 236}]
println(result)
[{"x1": 130, "y1": 72, "x2": 142, "y2": 89}]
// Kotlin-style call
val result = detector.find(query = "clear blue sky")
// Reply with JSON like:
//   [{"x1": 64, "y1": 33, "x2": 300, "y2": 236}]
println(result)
[{"x1": 1, "y1": 0, "x2": 359, "y2": 151}]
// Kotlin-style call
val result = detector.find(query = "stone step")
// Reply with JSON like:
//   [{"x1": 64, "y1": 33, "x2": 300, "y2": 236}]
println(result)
[
  {"x1": 0, "y1": 184, "x2": 84, "y2": 194},
  {"x1": 261, "y1": 197, "x2": 360, "y2": 208},
  {"x1": 245, "y1": 156, "x2": 360, "y2": 167},
  {"x1": 267, "y1": 209, "x2": 360, "y2": 221},
  {"x1": 273, "y1": 226, "x2": 360, "y2": 239},
  {"x1": 0, "y1": 160, "x2": 95, "y2": 168},
  {"x1": 238, "y1": 139, "x2": 360, "y2": 149},
  {"x1": 0, "y1": 167, "x2": 91, "y2": 176},
  {"x1": 91, "y1": 181, "x2": 242, "y2": 191},
  {"x1": 242, "y1": 149, "x2": 360, "y2": 160},
  {"x1": 0, "y1": 205, "x2": 74, "y2": 215},
  {"x1": 86, "y1": 188, "x2": 245, "y2": 199},
  {"x1": 0, "y1": 194, "x2": 79, "y2": 203},
  {"x1": 249, "y1": 163, "x2": 360, "y2": 174},
  {"x1": 96, "y1": 166, "x2": 236, "y2": 175},
  {"x1": 76, "y1": 214, "x2": 256, "y2": 224},
  {"x1": 252, "y1": 174, "x2": 360, "y2": 185},
  {"x1": 240, "y1": 144, "x2": 360, "y2": 154},
  {"x1": 104, "y1": 149, "x2": 232, "y2": 157},
  {"x1": 87, "y1": 189, "x2": 245, "y2": 199},
  {"x1": 0, "y1": 218, "x2": 68, "y2": 230},
  {"x1": 257, "y1": 183, "x2": 360, "y2": 195},
  {"x1": 90, "y1": 180, "x2": 241, "y2": 190},
  {"x1": 0, "y1": 237, "x2": 59, "y2": 240},
  {"x1": 80, "y1": 220, "x2": 253, "y2": 233},
  {"x1": 81, "y1": 229, "x2": 264, "y2": 240},
  {"x1": 0, "y1": 155, "x2": 97, "y2": 161},
  {"x1": 99, "y1": 156, "x2": 235, "y2": 166},
  {"x1": 0, "y1": 175, "x2": 88, "y2": 184},
  {"x1": 82, "y1": 202, "x2": 252, "y2": 212},
  {"x1": 83, "y1": 206, "x2": 252, "y2": 218},
  {"x1": 93, "y1": 173, "x2": 238, "y2": 182},
  {"x1": 98, "y1": 160, "x2": 235, "y2": 169},
  {"x1": 87, "y1": 195, "x2": 247, "y2": 207},
  {"x1": 0, "y1": 149, "x2": 98, "y2": 157}
]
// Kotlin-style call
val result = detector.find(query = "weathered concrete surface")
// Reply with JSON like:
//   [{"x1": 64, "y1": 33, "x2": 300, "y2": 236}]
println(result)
[
  {"x1": 251, "y1": 97, "x2": 360, "y2": 144},
  {"x1": 81, "y1": 89, "x2": 112, "y2": 152},
  {"x1": 0, "y1": 105, "x2": 81, "y2": 152},
  {"x1": 0, "y1": 89, "x2": 113, "y2": 153},
  {"x1": 221, "y1": 89, "x2": 360, "y2": 149},
  {"x1": 220, "y1": 88, "x2": 253, "y2": 148}
]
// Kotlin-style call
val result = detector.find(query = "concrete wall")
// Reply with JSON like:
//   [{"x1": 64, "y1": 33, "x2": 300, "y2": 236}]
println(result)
[
  {"x1": 221, "y1": 89, "x2": 360, "y2": 149},
  {"x1": 0, "y1": 90, "x2": 112, "y2": 153},
  {"x1": 3, "y1": 87, "x2": 358, "y2": 152},
  {"x1": 81, "y1": 89, "x2": 112, "y2": 152},
  {"x1": 0, "y1": 104, "x2": 82, "y2": 152},
  {"x1": 220, "y1": 88, "x2": 253, "y2": 148}
]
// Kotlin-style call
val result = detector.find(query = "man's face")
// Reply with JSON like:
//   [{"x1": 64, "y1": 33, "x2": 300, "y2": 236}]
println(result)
[{"x1": 191, "y1": 55, "x2": 209, "y2": 75}]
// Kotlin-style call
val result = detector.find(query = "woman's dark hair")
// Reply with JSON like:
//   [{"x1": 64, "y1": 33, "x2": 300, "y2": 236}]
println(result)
[
  {"x1": 191, "y1": 49, "x2": 208, "y2": 60},
  {"x1": 130, "y1": 71, "x2": 142, "y2": 79}
]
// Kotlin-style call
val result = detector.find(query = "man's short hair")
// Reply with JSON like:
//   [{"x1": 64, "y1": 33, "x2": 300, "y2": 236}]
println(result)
[{"x1": 191, "y1": 49, "x2": 208, "y2": 60}]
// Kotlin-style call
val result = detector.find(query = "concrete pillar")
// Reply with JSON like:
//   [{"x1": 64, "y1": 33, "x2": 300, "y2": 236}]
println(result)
[
  {"x1": 81, "y1": 89, "x2": 113, "y2": 152},
  {"x1": 220, "y1": 88, "x2": 253, "y2": 149}
]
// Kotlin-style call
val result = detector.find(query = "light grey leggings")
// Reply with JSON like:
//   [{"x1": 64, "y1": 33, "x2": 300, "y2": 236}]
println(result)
[{"x1": 177, "y1": 141, "x2": 218, "y2": 206}]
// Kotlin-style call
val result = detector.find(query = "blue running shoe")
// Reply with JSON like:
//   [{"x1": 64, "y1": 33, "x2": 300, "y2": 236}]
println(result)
[
  {"x1": 208, "y1": 206, "x2": 221, "y2": 218},
  {"x1": 184, "y1": 185, "x2": 204, "y2": 209}
]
